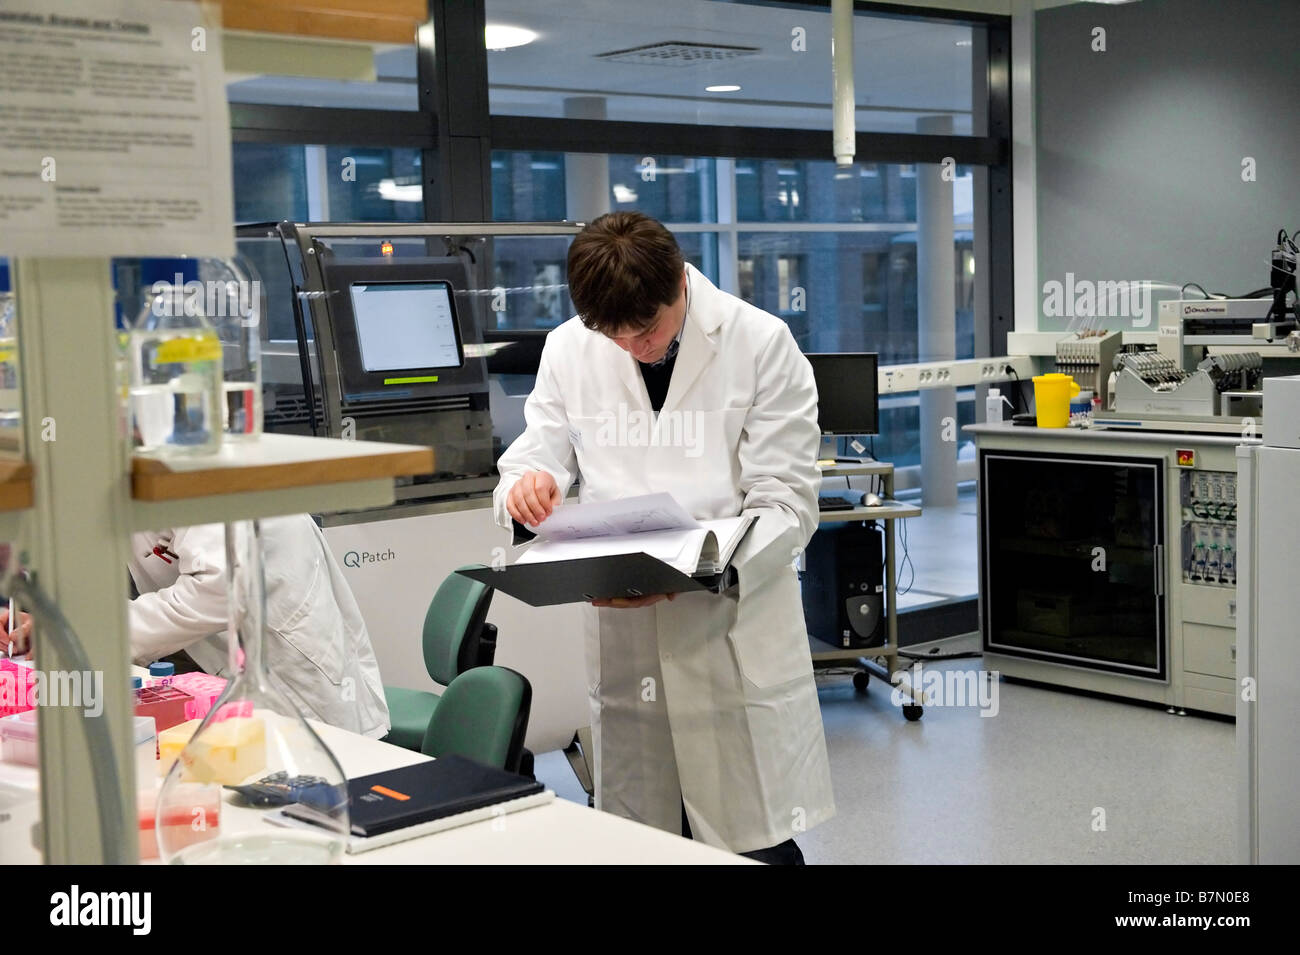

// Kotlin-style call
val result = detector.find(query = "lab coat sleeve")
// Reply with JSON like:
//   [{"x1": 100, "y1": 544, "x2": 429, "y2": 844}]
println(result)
[
  {"x1": 729, "y1": 321, "x2": 821, "y2": 589},
  {"x1": 492, "y1": 331, "x2": 579, "y2": 532},
  {"x1": 128, "y1": 525, "x2": 229, "y2": 664}
]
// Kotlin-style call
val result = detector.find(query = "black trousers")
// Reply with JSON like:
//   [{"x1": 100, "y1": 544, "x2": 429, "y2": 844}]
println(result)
[{"x1": 681, "y1": 802, "x2": 806, "y2": 865}]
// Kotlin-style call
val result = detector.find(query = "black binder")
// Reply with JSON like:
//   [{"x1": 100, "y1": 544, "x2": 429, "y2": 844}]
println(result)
[
  {"x1": 285, "y1": 754, "x2": 544, "y2": 838},
  {"x1": 457, "y1": 552, "x2": 737, "y2": 607}
]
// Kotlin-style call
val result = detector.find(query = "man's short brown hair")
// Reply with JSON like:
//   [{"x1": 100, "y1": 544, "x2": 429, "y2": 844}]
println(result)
[{"x1": 567, "y1": 212, "x2": 684, "y2": 334}]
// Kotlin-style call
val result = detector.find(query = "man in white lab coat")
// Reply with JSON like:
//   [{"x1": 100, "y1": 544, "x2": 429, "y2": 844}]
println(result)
[
  {"x1": 495, "y1": 212, "x2": 834, "y2": 863},
  {"x1": 128, "y1": 515, "x2": 390, "y2": 739}
]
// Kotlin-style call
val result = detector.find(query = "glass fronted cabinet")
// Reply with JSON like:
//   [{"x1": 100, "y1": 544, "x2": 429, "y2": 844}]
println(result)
[{"x1": 980, "y1": 450, "x2": 1166, "y2": 680}]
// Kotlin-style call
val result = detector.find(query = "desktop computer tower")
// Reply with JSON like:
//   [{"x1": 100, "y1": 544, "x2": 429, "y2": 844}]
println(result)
[{"x1": 800, "y1": 521, "x2": 886, "y2": 649}]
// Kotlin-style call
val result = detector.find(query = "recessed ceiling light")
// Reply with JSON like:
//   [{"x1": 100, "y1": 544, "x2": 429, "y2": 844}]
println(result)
[
  {"x1": 485, "y1": 24, "x2": 537, "y2": 51},
  {"x1": 955, "y1": 40, "x2": 972, "y2": 47},
  {"x1": 705, "y1": 84, "x2": 741, "y2": 93}
]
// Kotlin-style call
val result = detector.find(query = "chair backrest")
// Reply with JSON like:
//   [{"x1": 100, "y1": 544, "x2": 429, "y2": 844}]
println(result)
[
  {"x1": 422, "y1": 566, "x2": 494, "y2": 686},
  {"x1": 420, "y1": 665, "x2": 532, "y2": 773}
]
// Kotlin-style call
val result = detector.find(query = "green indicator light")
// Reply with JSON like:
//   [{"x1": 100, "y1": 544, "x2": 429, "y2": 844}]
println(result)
[{"x1": 384, "y1": 375, "x2": 439, "y2": 384}]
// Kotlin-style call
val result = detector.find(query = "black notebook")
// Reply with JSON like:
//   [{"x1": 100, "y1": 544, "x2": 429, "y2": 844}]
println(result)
[{"x1": 285, "y1": 755, "x2": 545, "y2": 839}]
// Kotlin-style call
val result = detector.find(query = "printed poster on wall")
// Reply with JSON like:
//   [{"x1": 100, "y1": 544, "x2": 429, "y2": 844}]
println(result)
[{"x1": 0, "y1": 0, "x2": 234, "y2": 258}]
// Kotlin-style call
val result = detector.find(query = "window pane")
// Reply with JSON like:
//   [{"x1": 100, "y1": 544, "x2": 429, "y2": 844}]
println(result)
[
  {"x1": 233, "y1": 144, "x2": 309, "y2": 223},
  {"x1": 486, "y1": 0, "x2": 979, "y2": 134},
  {"x1": 231, "y1": 144, "x2": 425, "y2": 224},
  {"x1": 491, "y1": 152, "x2": 717, "y2": 224},
  {"x1": 491, "y1": 152, "x2": 568, "y2": 221},
  {"x1": 323, "y1": 147, "x2": 424, "y2": 222},
  {"x1": 738, "y1": 229, "x2": 976, "y2": 362},
  {"x1": 737, "y1": 159, "x2": 975, "y2": 225}
]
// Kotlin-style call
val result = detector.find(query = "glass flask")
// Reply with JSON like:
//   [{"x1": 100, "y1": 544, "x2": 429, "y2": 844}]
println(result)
[
  {"x1": 130, "y1": 285, "x2": 224, "y2": 457},
  {"x1": 201, "y1": 257, "x2": 264, "y2": 441},
  {"x1": 155, "y1": 520, "x2": 349, "y2": 864}
]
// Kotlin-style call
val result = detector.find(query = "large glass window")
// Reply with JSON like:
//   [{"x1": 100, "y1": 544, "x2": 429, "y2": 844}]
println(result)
[{"x1": 490, "y1": 152, "x2": 978, "y2": 363}]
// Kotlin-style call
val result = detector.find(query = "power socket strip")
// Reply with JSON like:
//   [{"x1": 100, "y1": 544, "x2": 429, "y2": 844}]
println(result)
[{"x1": 877, "y1": 356, "x2": 1035, "y2": 394}]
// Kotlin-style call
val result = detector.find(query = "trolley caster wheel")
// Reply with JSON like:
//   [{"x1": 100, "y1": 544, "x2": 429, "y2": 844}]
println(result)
[
  {"x1": 902, "y1": 704, "x2": 923, "y2": 721},
  {"x1": 852, "y1": 671, "x2": 870, "y2": 692}
]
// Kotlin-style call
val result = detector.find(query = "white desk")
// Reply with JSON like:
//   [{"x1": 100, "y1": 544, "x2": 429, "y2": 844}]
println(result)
[
  {"x1": 284, "y1": 724, "x2": 751, "y2": 865},
  {"x1": 2, "y1": 684, "x2": 749, "y2": 864}
]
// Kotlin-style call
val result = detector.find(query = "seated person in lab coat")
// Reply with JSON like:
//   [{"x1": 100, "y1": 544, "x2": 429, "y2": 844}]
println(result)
[
  {"x1": 129, "y1": 515, "x2": 390, "y2": 738},
  {"x1": 3, "y1": 514, "x2": 390, "y2": 739},
  {"x1": 495, "y1": 212, "x2": 835, "y2": 864}
]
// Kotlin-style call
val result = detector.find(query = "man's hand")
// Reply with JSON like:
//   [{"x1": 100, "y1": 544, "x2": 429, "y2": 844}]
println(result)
[
  {"x1": 506, "y1": 470, "x2": 562, "y2": 527},
  {"x1": 591, "y1": 593, "x2": 676, "y2": 609},
  {"x1": 0, "y1": 609, "x2": 33, "y2": 657}
]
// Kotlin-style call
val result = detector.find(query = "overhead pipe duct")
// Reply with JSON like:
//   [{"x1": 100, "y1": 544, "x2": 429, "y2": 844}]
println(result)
[{"x1": 831, "y1": 0, "x2": 855, "y2": 167}]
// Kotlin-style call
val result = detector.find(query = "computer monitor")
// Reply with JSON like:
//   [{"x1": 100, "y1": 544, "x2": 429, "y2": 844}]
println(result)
[
  {"x1": 348, "y1": 280, "x2": 464, "y2": 373},
  {"x1": 806, "y1": 352, "x2": 879, "y2": 437}
]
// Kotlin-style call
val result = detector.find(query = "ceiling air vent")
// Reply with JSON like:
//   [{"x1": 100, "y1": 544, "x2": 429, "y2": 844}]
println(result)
[{"x1": 595, "y1": 41, "x2": 759, "y2": 66}]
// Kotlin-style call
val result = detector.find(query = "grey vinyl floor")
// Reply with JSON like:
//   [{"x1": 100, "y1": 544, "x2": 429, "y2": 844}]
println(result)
[{"x1": 533, "y1": 633, "x2": 1235, "y2": 865}]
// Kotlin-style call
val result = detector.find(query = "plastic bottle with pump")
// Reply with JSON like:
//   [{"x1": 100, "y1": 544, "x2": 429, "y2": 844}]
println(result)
[{"x1": 986, "y1": 388, "x2": 1013, "y2": 423}]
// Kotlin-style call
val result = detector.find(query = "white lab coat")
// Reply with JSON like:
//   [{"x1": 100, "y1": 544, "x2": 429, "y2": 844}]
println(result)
[
  {"x1": 128, "y1": 515, "x2": 390, "y2": 739},
  {"x1": 494, "y1": 264, "x2": 835, "y2": 852}
]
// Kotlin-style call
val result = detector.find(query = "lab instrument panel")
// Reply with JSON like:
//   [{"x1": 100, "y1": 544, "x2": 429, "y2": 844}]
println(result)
[
  {"x1": 1180, "y1": 469, "x2": 1236, "y2": 588},
  {"x1": 235, "y1": 221, "x2": 582, "y2": 503}
]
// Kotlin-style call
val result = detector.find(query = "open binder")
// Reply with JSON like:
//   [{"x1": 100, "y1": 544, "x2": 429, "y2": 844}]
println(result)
[{"x1": 458, "y1": 493, "x2": 755, "y2": 607}]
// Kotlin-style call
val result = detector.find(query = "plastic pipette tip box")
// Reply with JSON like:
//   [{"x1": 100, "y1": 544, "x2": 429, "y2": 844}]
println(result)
[{"x1": 134, "y1": 685, "x2": 194, "y2": 732}]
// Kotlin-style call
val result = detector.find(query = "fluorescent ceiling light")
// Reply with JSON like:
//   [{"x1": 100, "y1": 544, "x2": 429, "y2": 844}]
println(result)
[
  {"x1": 485, "y1": 24, "x2": 537, "y2": 51},
  {"x1": 705, "y1": 84, "x2": 741, "y2": 93},
  {"x1": 955, "y1": 40, "x2": 972, "y2": 47}
]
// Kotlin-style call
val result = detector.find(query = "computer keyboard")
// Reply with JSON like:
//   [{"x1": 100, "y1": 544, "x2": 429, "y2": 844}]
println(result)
[
  {"x1": 818, "y1": 495, "x2": 858, "y2": 511},
  {"x1": 818, "y1": 492, "x2": 884, "y2": 511}
]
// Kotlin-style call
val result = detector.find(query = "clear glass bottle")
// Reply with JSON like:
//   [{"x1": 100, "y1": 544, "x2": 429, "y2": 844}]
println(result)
[
  {"x1": 202, "y1": 257, "x2": 264, "y2": 441},
  {"x1": 155, "y1": 520, "x2": 349, "y2": 864},
  {"x1": 0, "y1": 292, "x2": 21, "y2": 450},
  {"x1": 130, "y1": 285, "x2": 224, "y2": 457}
]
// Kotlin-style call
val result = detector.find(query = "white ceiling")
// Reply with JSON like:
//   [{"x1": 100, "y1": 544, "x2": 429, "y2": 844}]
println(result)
[
  {"x1": 227, "y1": 0, "x2": 1057, "y2": 134},
  {"x1": 484, "y1": 0, "x2": 976, "y2": 131}
]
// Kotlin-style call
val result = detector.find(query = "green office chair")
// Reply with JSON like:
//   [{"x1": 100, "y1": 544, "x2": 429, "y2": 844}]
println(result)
[
  {"x1": 382, "y1": 565, "x2": 498, "y2": 752},
  {"x1": 420, "y1": 665, "x2": 532, "y2": 774}
]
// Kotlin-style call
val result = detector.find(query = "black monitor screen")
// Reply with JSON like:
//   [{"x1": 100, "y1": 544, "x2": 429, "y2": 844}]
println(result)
[
  {"x1": 349, "y1": 280, "x2": 464, "y2": 372},
  {"x1": 806, "y1": 352, "x2": 879, "y2": 435}
]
